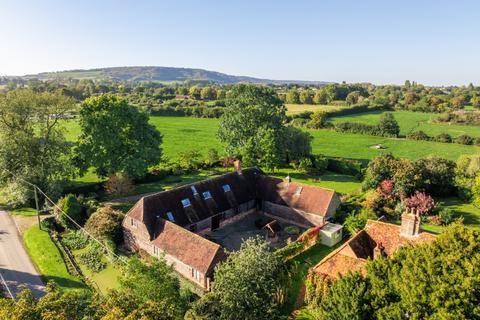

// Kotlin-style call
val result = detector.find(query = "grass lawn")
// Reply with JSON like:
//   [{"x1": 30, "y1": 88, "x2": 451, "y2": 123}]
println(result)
[
  {"x1": 64, "y1": 116, "x2": 480, "y2": 167},
  {"x1": 271, "y1": 169, "x2": 362, "y2": 195},
  {"x1": 330, "y1": 110, "x2": 480, "y2": 138},
  {"x1": 9, "y1": 207, "x2": 37, "y2": 216},
  {"x1": 392, "y1": 198, "x2": 480, "y2": 234},
  {"x1": 286, "y1": 104, "x2": 345, "y2": 115},
  {"x1": 307, "y1": 129, "x2": 480, "y2": 162},
  {"x1": 282, "y1": 242, "x2": 342, "y2": 314},
  {"x1": 72, "y1": 247, "x2": 122, "y2": 294},
  {"x1": 23, "y1": 225, "x2": 86, "y2": 291}
]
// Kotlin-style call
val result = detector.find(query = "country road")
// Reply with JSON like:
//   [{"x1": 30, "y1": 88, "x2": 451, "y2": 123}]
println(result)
[{"x1": 0, "y1": 208, "x2": 45, "y2": 298}]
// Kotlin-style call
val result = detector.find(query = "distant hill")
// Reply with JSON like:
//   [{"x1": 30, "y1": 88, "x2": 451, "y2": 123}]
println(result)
[{"x1": 22, "y1": 66, "x2": 329, "y2": 85}]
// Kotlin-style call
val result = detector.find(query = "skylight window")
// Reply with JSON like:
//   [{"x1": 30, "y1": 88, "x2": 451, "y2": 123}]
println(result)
[
  {"x1": 294, "y1": 186, "x2": 303, "y2": 196},
  {"x1": 181, "y1": 198, "x2": 191, "y2": 208},
  {"x1": 191, "y1": 186, "x2": 198, "y2": 195},
  {"x1": 203, "y1": 191, "x2": 212, "y2": 200},
  {"x1": 166, "y1": 211, "x2": 175, "y2": 222},
  {"x1": 222, "y1": 184, "x2": 231, "y2": 193}
]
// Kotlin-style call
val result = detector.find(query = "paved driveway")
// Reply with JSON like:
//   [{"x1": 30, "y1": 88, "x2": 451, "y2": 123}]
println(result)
[{"x1": 0, "y1": 208, "x2": 45, "y2": 298}]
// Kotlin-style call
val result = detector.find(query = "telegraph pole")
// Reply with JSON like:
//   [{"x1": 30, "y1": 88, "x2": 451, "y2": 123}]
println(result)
[{"x1": 34, "y1": 186, "x2": 41, "y2": 230}]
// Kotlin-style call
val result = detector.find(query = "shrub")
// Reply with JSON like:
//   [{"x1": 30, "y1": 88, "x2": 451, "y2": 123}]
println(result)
[
  {"x1": 456, "y1": 134, "x2": 474, "y2": 145},
  {"x1": 377, "y1": 113, "x2": 400, "y2": 137},
  {"x1": 437, "y1": 207, "x2": 455, "y2": 225},
  {"x1": 344, "y1": 213, "x2": 367, "y2": 236},
  {"x1": 62, "y1": 230, "x2": 89, "y2": 250},
  {"x1": 428, "y1": 215, "x2": 442, "y2": 226},
  {"x1": 312, "y1": 155, "x2": 329, "y2": 174},
  {"x1": 405, "y1": 192, "x2": 435, "y2": 215},
  {"x1": 84, "y1": 206, "x2": 125, "y2": 246},
  {"x1": 105, "y1": 173, "x2": 135, "y2": 197},
  {"x1": 284, "y1": 226, "x2": 300, "y2": 235},
  {"x1": 407, "y1": 130, "x2": 430, "y2": 141},
  {"x1": 297, "y1": 158, "x2": 315, "y2": 174},
  {"x1": 307, "y1": 111, "x2": 328, "y2": 129},
  {"x1": 78, "y1": 243, "x2": 106, "y2": 272},
  {"x1": 56, "y1": 194, "x2": 85, "y2": 229},
  {"x1": 434, "y1": 133, "x2": 453, "y2": 143},
  {"x1": 363, "y1": 190, "x2": 384, "y2": 212},
  {"x1": 475, "y1": 137, "x2": 480, "y2": 146}
]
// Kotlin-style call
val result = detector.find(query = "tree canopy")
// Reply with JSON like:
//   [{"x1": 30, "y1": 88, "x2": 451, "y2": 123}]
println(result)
[
  {"x1": 74, "y1": 94, "x2": 162, "y2": 178},
  {"x1": 188, "y1": 237, "x2": 284, "y2": 320},
  {"x1": 301, "y1": 224, "x2": 480, "y2": 320},
  {"x1": 217, "y1": 84, "x2": 311, "y2": 170},
  {"x1": 0, "y1": 89, "x2": 74, "y2": 206}
]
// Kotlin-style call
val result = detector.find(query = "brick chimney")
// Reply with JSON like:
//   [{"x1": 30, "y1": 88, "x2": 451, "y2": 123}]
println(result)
[
  {"x1": 234, "y1": 160, "x2": 242, "y2": 174},
  {"x1": 373, "y1": 242, "x2": 386, "y2": 259},
  {"x1": 400, "y1": 208, "x2": 420, "y2": 237}
]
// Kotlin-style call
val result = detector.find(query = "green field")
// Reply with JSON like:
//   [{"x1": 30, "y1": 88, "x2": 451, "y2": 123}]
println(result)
[
  {"x1": 64, "y1": 116, "x2": 480, "y2": 165},
  {"x1": 286, "y1": 104, "x2": 345, "y2": 115},
  {"x1": 23, "y1": 225, "x2": 86, "y2": 291},
  {"x1": 330, "y1": 110, "x2": 480, "y2": 138}
]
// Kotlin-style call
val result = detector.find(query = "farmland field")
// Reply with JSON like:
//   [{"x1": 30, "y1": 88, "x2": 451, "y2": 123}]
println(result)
[
  {"x1": 64, "y1": 116, "x2": 480, "y2": 165},
  {"x1": 330, "y1": 110, "x2": 480, "y2": 138},
  {"x1": 286, "y1": 103, "x2": 345, "y2": 115}
]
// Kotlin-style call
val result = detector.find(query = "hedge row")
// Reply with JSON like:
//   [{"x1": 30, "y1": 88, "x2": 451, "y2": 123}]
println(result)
[
  {"x1": 407, "y1": 130, "x2": 480, "y2": 145},
  {"x1": 150, "y1": 106, "x2": 225, "y2": 118}
]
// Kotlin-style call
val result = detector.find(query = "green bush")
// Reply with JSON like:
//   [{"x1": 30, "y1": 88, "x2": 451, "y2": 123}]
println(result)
[
  {"x1": 456, "y1": 134, "x2": 474, "y2": 145},
  {"x1": 78, "y1": 243, "x2": 106, "y2": 272},
  {"x1": 84, "y1": 206, "x2": 124, "y2": 247},
  {"x1": 56, "y1": 194, "x2": 86, "y2": 229},
  {"x1": 62, "y1": 231, "x2": 89, "y2": 250},
  {"x1": 438, "y1": 207, "x2": 455, "y2": 225},
  {"x1": 327, "y1": 157, "x2": 363, "y2": 177},
  {"x1": 407, "y1": 130, "x2": 431, "y2": 141},
  {"x1": 284, "y1": 226, "x2": 301, "y2": 235},
  {"x1": 434, "y1": 133, "x2": 453, "y2": 143}
]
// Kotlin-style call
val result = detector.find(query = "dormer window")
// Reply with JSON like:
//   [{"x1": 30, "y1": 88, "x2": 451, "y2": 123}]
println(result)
[
  {"x1": 203, "y1": 191, "x2": 212, "y2": 200},
  {"x1": 166, "y1": 211, "x2": 175, "y2": 222},
  {"x1": 222, "y1": 184, "x2": 231, "y2": 193},
  {"x1": 294, "y1": 186, "x2": 303, "y2": 196},
  {"x1": 181, "y1": 198, "x2": 191, "y2": 208},
  {"x1": 191, "y1": 186, "x2": 198, "y2": 195}
]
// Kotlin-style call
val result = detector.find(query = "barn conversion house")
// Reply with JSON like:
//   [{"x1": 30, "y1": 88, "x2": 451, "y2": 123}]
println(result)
[{"x1": 123, "y1": 166, "x2": 342, "y2": 289}]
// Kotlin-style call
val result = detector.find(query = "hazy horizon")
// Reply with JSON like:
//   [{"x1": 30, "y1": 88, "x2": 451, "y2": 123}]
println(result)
[{"x1": 1, "y1": 0, "x2": 479, "y2": 86}]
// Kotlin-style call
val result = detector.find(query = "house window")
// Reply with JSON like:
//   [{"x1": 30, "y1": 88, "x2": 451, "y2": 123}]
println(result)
[
  {"x1": 294, "y1": 186, "x2": 303, "y2": 196},
  {"x1": 181, "y1": 198, "x2": 191, "y2": 208},
  {"x1": 166, "y1": 211, "x2": 175, "y2": 222},
  {"x1": 191, "y1": 186, "x2": 198, "y2": 195},
  {"x1": 222, "y1": 184, "x2": 231, "y2": 193},
  {"x1": 192, "y1": 269, "x2": 201, "y2": 281},
  {"x1": 203, "y1": 191, "x2": 212, "y2": 200},
  {"x1": 153, "y1": 246, "x2": 160, "y2": 256},
  {"x1": 130, "y1": 218, "x2": 138, "y2": 227}
]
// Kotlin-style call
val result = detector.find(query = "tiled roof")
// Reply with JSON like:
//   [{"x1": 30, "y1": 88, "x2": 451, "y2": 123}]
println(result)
[
  {"x1": 256, "y1": 176, "x2": 336, "y2": 217},
  {"x1": 125, "y1": 167, "x2": 340, "y2": 275},
  {"x1": 151, "y1": 219, "x2": 224, "y2": 274},
  {"x1": 313, "y1": 220, "x2": 436, "y2": 279}
]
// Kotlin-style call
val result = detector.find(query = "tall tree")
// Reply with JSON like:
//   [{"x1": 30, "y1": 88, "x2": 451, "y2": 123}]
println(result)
[
  {"x1": 0, "y1": 89, "x2": 74, "y2": 206},
  {"x1": 74, "y1": 94, "x2": 162, "y2": 179},
  {"x1": 217, "y1": 84, "x2": 289, "y2": 167},
  {"x1": 188, "y1": 237, "x2": 284, "y2": 320}
]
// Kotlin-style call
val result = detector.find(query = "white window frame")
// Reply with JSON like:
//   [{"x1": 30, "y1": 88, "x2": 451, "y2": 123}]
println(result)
[
  {"x1": 153, "y1": 246, "x2": 160, "y2": 256},
  {"x1": 181, "y1": 198, "x2": 191, "y2": 208},
  {"x1": 166, "y1": 211, "x2": 175, "y2": 222},
  {"x1": 191, "y1": 186, "x2": 198, "y2": 195}
]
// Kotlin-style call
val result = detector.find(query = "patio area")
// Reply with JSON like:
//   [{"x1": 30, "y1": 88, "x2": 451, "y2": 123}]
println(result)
[{"x1": 203, "y1": 211, "x2": 305, "y2": 251}]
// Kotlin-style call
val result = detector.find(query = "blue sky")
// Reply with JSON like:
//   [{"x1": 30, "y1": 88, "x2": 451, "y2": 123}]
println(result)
[{"x1": 1, "y1": 0, "x2": 479, "y2": 85}]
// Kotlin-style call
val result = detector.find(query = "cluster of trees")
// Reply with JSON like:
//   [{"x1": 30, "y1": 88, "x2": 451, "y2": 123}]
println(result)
[
  {"x1": 217, "y1": 84, "x2": 312, "y2": 171},
  {"x1": 298, "y1": 224, "x2": 480, "y2": 320},
  {"x1": 0, "y1": 89, "x2": 163, "y2": 207}
]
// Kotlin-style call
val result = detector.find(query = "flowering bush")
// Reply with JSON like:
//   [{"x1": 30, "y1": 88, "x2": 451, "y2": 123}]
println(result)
[{"x1": 405, "y1": 191, "x2": 435, "y2": 215}]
